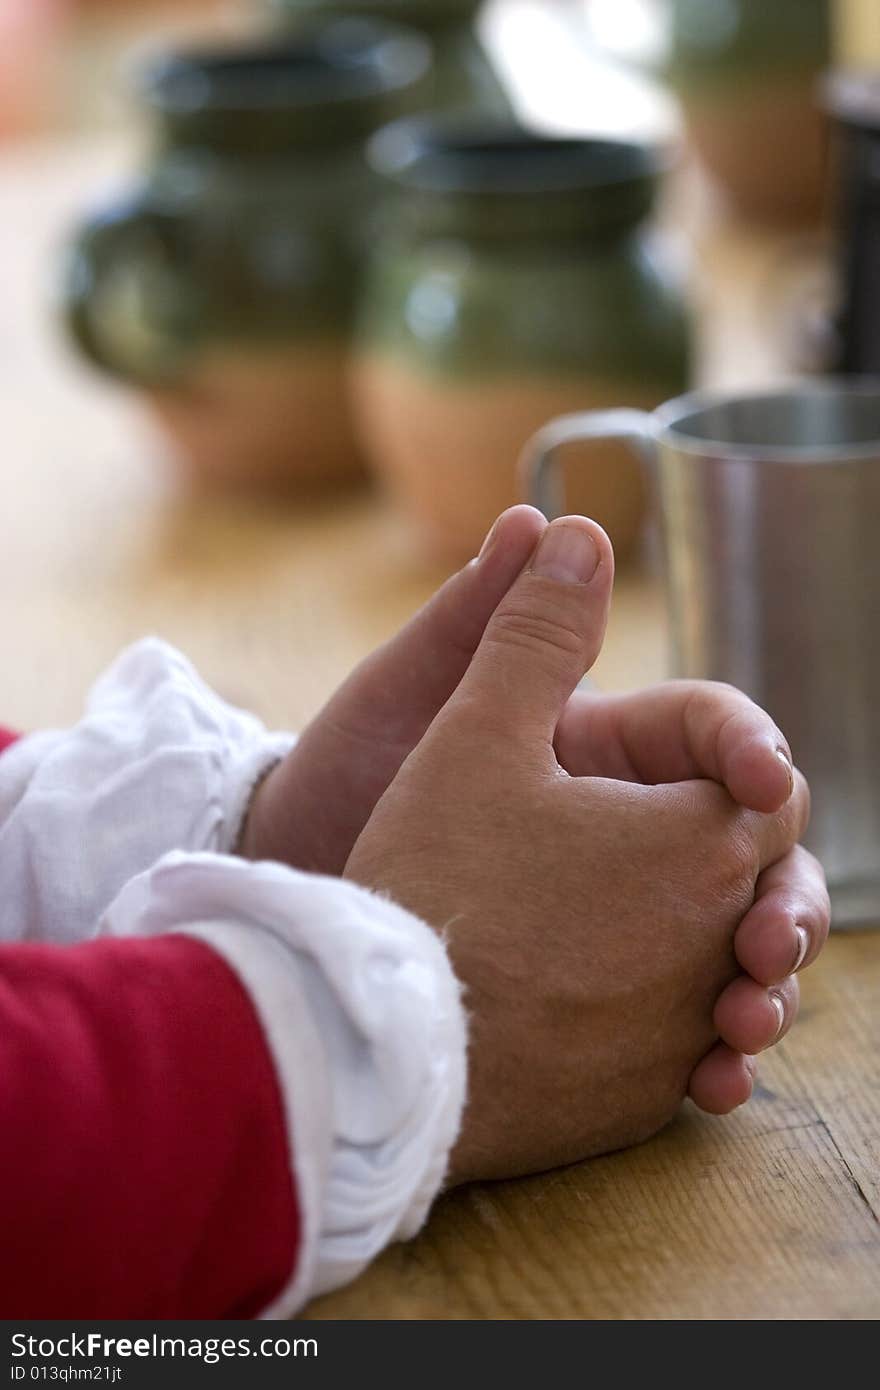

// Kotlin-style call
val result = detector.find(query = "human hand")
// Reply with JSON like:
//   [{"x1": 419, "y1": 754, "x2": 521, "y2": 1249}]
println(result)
[
  {"x1": 554, "y1": 683, "x2": 830, "y2": 1109},
  {"x1": 343, "y1": 517, "x2": 811, "y2": 1183},
  {"x1": 241, "y1": 508, "x2": 827, "y2": 1117},
  {"x1": 238, "y1": 506, "x2": 547, "y2": 875}
]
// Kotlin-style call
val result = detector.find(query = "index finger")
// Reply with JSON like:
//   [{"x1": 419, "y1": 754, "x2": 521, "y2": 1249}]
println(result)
[{"x1": 555, "y1": 680, "x2": 795, "y2": 813}]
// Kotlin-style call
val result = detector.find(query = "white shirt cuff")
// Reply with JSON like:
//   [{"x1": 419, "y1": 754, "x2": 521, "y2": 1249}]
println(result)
[
  {"x1": 100, "y1": 851, "x2": 469, "y2": 1316},
  {"x1": 0, "y1": 638, "x2": 293, "y2": 945}
]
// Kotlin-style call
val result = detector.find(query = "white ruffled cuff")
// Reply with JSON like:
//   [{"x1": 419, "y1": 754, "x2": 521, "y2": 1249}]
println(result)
[
  {"x1": 100, "y1": 851, "x2": 469, "y2": 1316},
  {"x1": 0, "y1": 639, "x2": 294, "y2": 944},
  {"x1": 83, "y1": 638, "x2": 295, "y2": 856}
]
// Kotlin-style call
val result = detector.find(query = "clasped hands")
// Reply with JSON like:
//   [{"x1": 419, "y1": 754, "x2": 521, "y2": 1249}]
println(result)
[{"x1": 241, "y1": 507, "x2": 829, "y2": 1185}]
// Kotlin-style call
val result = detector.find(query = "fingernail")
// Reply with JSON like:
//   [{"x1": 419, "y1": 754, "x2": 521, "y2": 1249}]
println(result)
[
  {"x1": 740, "y1": 1055, "x2": 758, "y2": 1104},
  {"x1": 477, "y1": 517, "x2": 501, "y2": 562},
  {"x1": 791, "y1": 924, "x2": 809, "y2": 973},
  {"x1": 532, "y1": 520, "x2": 600, "y2": 584},
  {"x1": 770, "y1": 993, "x2": 786, "y2": 1039},
  {"x1": 775, "y1": 745, "x2": 794, "y2": 797}
]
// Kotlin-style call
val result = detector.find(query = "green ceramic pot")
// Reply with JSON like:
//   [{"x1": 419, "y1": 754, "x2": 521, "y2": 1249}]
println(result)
[
  {"x1": 666, "y1": 0, "x2": 831, "y2": 222},
  {"x1": 353, "y1": 119, "x2": 690, "y2": 561},
  {"x1": 62, "y1": 22, "x2": 431, "y2": 489},
  {"x1": 269, "y1": 0, "x2": 509, "y2": 114}
]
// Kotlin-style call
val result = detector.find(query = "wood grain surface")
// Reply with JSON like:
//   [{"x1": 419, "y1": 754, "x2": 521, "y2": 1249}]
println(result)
[{"x1": 1, "y1": 133, "x2": 877, "y2": 1321}]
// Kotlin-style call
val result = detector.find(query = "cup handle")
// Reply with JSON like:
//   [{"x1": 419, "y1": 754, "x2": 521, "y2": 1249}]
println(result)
[
  {"x1": 62, "y1": 193, "x2": 198, "y2": 386},
  {"x1": 518, "y1": 409, "x2": 657, "y2": 520}
]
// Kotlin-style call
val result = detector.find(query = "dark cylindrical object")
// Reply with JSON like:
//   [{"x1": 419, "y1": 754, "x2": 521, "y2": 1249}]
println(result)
[
  {"x1": 269, "y1": 0, "x2": 509, "y2": 114},
  {"x1": 61, "y1": 22, "x2": 431, "y2": 490},
  {"x1": 353, "y1": 118, "x2": 690, "y2": 561}
]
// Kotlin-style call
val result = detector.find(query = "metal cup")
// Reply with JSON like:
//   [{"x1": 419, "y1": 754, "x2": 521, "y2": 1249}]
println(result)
[{"x1": 521, "y1": 380, "x2": 880, "y2": 928}]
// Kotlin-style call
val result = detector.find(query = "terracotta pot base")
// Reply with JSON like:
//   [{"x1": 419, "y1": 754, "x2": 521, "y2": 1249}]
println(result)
[
  {"x1": 682, "y1": 79, "x2": 829, "y2": 224},
  {"x1": 353, "y1": 357, "x2": 670, "y2": 563},
  {"x1": 149, "y1": 345, "x2": 366, "y2": 491}
]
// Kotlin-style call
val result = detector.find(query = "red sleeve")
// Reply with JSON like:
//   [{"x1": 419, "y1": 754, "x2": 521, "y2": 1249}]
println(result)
[
  {"x1": 0, "y1": 727, "x2": 20, "y2": 754},
  {"x1": 0, "y1": 934, "x2": 300, "y2": 1318}
]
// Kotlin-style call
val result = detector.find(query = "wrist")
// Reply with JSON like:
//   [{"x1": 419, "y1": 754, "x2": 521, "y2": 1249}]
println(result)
[{"x1": 236, "y1": 758, "x2": 288, "y2": 862}]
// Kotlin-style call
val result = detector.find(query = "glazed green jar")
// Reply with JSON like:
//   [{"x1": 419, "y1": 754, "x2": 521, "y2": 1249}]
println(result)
[
  {"x1": 269, "y1": 0, "x2": 509, "y2": 114},
  {"x1": 352, "y1": 121, "x2": 690, "y2": 561},
  {"x1": 62, "y1": 23, "x2": 431, "y2": 489},
  {"x1": 666, "y1": 0, "x2": 831, "y2": 222}
]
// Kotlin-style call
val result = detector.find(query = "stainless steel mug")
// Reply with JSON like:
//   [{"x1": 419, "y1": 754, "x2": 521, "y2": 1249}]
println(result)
[{"x1": 520, "y1": 380, "x2": 880, "y2": 929}]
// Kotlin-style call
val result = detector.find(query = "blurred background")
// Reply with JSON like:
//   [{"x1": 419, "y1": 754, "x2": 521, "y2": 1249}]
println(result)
[{"x1": 0, "y1": 0, "x2": 877, "y2": 734}]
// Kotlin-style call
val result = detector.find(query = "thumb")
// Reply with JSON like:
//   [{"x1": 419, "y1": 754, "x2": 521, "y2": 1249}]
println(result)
[
  {"x1": 241, "y1": 506, "x2": 547, "y2": 873},
  {"x1": 451, "y1": 515, "x2": 615, "y2": 746},
  {"x1": 308, "y1": 505, "x2": 548, "y2": 750}
]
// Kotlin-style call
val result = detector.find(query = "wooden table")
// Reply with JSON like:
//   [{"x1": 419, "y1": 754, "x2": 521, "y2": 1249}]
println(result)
[{"x1": 1, "y1": 135, "x2": 878, "y2": 1321}]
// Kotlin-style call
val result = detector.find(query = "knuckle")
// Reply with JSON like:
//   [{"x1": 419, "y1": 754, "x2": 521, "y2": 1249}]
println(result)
[
  {"x1": 796, "y1": 843, "x2": 823, "y2": 877},
  {"x1": 713, "y1": 679, "x2": 748, "y2": 701},
  {"x1": 705, "y1": 679, "x2": 749, "y2": 706},
  {"x1": 774, "y1": 772, "x2": 810, "y2": 846},
  {"x1": 684, "y1": 776, "x2": 732, "y2": 819},
  {"x1": 678, "y1": 782, "x2": 761, "y2": 887},
  {"x1": 731, "y1": 821, "x2": 761, "y2": 880},
  {"x1": 799, "y1": 875, "x2": 831, "y2": 926},
  {"x1": 675, "y1": 678, "x2": 737, "y2": 701},
  {"x1": 801, "y1": 875, "x2": 832, "y2": 940},
  {"x1": 430, "y1": 691, "x2": 504, "y2": 752},
  {"x1": 688, "y1": 680, "x2": 749, "y2": 715},
  {"x1": 488, "y1": 601, "x2": 585, "y2": 663}
]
